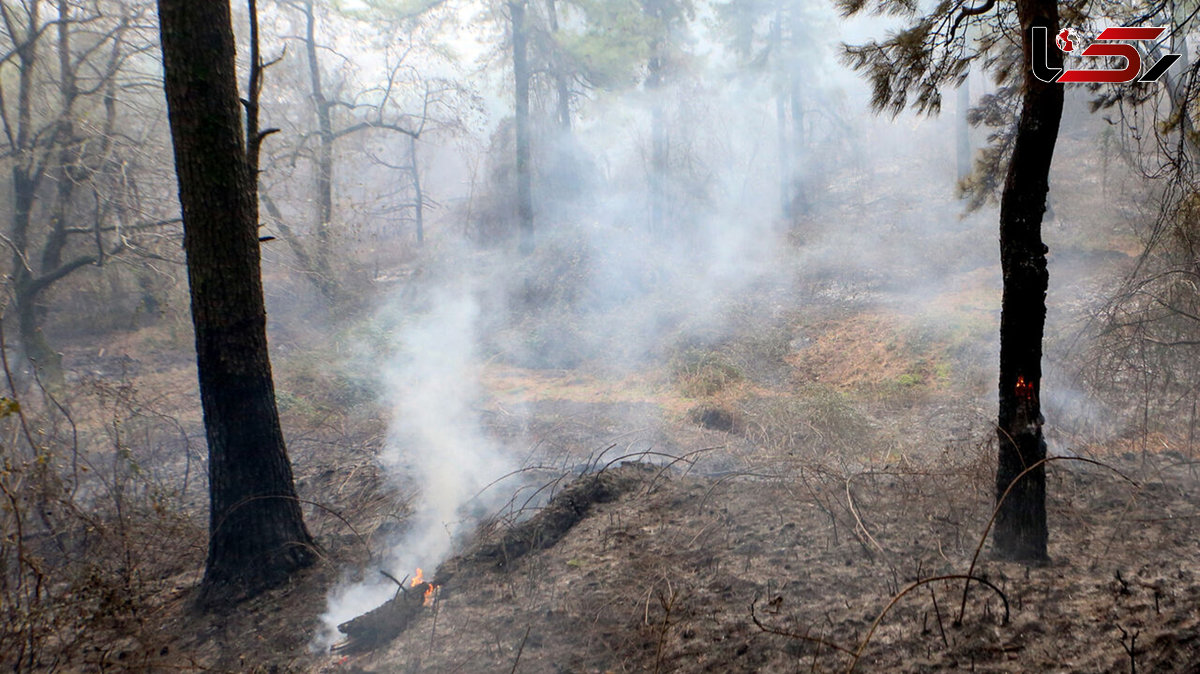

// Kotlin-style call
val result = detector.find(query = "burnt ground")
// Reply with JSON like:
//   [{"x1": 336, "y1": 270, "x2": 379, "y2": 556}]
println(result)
[
  {"x1": 20, "y1": 136, "x2": 1200, "y2": 672},
  {"x1": 301, "y1": 444, "x2": 1200, "y2": 674},
  {"x1": 42, "y1": 259, "x2": 1200, "y2": 673},
  {"x1": 82, "y1": 424, "x2": 1200, "y2": 673}
]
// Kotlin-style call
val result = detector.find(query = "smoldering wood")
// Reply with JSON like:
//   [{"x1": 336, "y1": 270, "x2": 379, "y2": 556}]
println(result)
[
  {"x1": 335, "y1": 581, "x2": 434, "y2": 654},
  {"x1": 334, "y1": 464, "x2": 654, "y2": 652}
]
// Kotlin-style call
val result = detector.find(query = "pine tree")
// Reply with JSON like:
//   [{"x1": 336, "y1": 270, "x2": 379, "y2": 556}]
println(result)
[
  {"x1": 156, "y1": 0, "x2": 316, "y2": 606},
  {"x1": 842, "y1": 0, "x2": 1063, "y2": 561}
]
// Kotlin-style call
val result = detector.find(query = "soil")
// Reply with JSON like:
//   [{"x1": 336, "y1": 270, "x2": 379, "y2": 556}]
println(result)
[
  {"x1": 19, "y1": 114, "x2": 1199, "y2": 673},
  {"x1": 40, "y1": 239, "x2": 1200, "y2": 674},
  {"x1": 299, "y1": 447, "x2": 1200, "y2": 674}
]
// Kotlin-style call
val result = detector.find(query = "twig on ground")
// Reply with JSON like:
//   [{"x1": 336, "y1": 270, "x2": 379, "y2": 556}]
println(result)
[{"x1": 508, "y1": 625, "x2": 531, "y2": 674}]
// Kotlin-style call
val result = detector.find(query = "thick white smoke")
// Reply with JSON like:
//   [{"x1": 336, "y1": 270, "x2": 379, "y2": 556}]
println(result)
[{"x1": 314, "y1": 277, "x2": 517, "y2": 649}]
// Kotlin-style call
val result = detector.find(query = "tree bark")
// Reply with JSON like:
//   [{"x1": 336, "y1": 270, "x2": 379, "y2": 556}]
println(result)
[
  {"x1": 7, "y1": 1, "x2": 56, "y2": 377},
  {"x1": 992, "y1": 0, "x2": 1063, "y2": 562},
  {"x1": 511, "y1": 0, "x2": 534, "y2": 253},
  {"x1": 956, "y1": 77, "x2": 971, "y2": 182},
  {"x1": 647, "y1": 13, "x2": 666, "y2": 234},
  {"x1": 787, "y1": 4, "x2": 805, "y2": 214},
  {"x1": 303, "y1": 0, "x2": 337, "y2": 291},
  {"x1": 156, "y1": 0, "x2": 315, "y2": 606},
  {"x1": 410, "y1": 135, "x2": 424, "y2": 245},
  {"x1": 546, "y1": 0, "x2": 572, "y2": 132},
  {"x1": 772, "y1": 8, "x2": 791, "y2": 220},
  {"x1": 10, "y1": 163, "x2": 59, "y2": 376}
]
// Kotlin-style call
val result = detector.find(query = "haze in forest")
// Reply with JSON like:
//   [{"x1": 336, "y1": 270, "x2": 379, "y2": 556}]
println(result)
[{"x1": 3, "y1": 0, "x2": 1192, "y2": 668}]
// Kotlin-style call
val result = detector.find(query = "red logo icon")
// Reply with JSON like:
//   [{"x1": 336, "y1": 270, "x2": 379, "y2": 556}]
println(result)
[{"x1": 1055, "y1": 29, "x2": 1074, "y2": 52}]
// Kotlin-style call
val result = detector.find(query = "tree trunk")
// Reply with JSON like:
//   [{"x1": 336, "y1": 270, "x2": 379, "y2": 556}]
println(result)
[
  {"x1": 410, "y1": 135, "x2": 424, "y2": 245},
  {"x1": 156, "y1": 0, "x2": 315, "y2": 607},
  {"x1": 511, "y1": 0, "x2": 534, "y2": 253},
  {"x1": 303, "y1": 0, "x2": 337, "y2": 298},
  {"x1": 956, "y1": 76, "x2": 971, "y2": 182},
  {"x1": 546, "y1": 0, "x2": 572, "y2": 132},
  {"x1": 13, "y1": 280, "x2": 60, "y2": 380},
  {"x1": 787, "y1": 5, "x2": 806, "y2": 214},
  {"x1": 772, "y1": 9, "x2": 791, "y2": 220},
  {"x1": 647, "y1": 29, "x2": 666, "y2": 233},
  {"x1": 7, "y1": 2, "x2": 55, "y2": 379},
  {"x1": 992, "y1": 1, "x2": 1063, "y2": 563},
  {"x1": 43, "y1": 0, "x2": 76, "y2": 276}
]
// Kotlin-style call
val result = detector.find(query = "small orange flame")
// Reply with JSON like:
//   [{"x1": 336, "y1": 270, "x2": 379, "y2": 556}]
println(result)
[
  {"x1": 410, "y1": 568, "x2": 437, "y2": 607},
  {"x1": 1015, "y1": 376, "x2": 1035, "y2": 402}
]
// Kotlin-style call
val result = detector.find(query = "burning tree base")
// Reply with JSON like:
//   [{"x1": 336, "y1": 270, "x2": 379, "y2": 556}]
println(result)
[{"x1": 333, "y1": 463, "x2": 655, "y2": 653}]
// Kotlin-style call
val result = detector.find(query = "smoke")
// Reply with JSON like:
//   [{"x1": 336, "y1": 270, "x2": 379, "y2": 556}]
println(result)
[
  {"x1": 309, "y1": 5, "x2": 921, "y2": 649},
  {"x1": 314, "y1": 270, "x2": 518, "y2": 650},
  {"x1": 305, "y1": 0, "x2": 1133, "y2": 651}
]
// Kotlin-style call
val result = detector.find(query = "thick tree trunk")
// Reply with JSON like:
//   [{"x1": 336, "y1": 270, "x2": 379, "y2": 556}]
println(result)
[
  {"x1": 512, "y1": 0, "x2": 534, "y2": 252},
  {"x1": 14, "y1": 282, "x2": 59, "y2": 379},
  {"x1": 992, "y1": 1, "x2": 1063, "y2": 562},
  {"x1": 156, "y1": 0, "x2": 315, "y2": 607},
  {"x1": 8, "y1": 3, "x2": 53, "y2": 378}
]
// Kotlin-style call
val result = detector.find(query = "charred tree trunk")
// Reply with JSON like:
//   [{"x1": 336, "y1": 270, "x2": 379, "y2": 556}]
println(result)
[
  {"x1": 156, "y1": 0, "x2": 315, "y2": 607},
  {"x1": 992, "y1": 1, "x2": 1063, "y2": 563},
  {"x1": 511, "y1": 0, "x2": 534, "y2": 253}
]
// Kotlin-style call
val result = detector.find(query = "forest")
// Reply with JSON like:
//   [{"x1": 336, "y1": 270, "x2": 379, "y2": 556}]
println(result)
[{"x1": 2, "y1": 0, "x2": 1200, "y2": 671}]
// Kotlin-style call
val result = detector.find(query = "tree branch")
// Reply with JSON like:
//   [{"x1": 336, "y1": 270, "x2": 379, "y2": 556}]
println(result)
[{"x1": 27, "y1": 255, "x2": 97, "y2": 297}]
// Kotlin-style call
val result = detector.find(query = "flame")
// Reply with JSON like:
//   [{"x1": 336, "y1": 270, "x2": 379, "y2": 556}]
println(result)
[
  {"x1": 1015, "y1": 376, "x2": 1035, "y2": 402},
  {"x1": 410, "y1": 568, "x2": 437, "y2": 607}
]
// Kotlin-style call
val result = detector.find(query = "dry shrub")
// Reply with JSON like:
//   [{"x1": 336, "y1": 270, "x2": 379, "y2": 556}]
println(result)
[
  {"x1": 670, "y1": 348, "x2": 743, "y2": 398},
  {"x1": 740, "y1": 384, "x2": 875, "y2": 465},
  {"x1": 0, "y1": 359, "x2": 204, "y2": 671}
]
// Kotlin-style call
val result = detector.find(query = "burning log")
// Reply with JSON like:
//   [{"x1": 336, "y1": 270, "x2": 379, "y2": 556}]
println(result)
[
  {"x1": 333, "y1": 463, "x2": 655, "y2": 653},
  {"x1": 333, "y1": 578, "x2": 436, "y2": 654}
]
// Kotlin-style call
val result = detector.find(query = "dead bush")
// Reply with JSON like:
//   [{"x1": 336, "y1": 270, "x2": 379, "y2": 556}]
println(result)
[
  {"x1": 0, "y1": 341, "x2": 204, "y2": 671},
  {"x1": 670, "y1": 348, "x2": 743, "y2": 398}
]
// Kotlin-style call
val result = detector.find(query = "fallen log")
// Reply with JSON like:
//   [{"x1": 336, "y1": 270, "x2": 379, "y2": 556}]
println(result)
[
  {"x1": 334, "y1": 463, "x2": 655, "y2": 652},
  {"x1": 334, "y1": 581, "x2": 433, "y2": 654}
]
